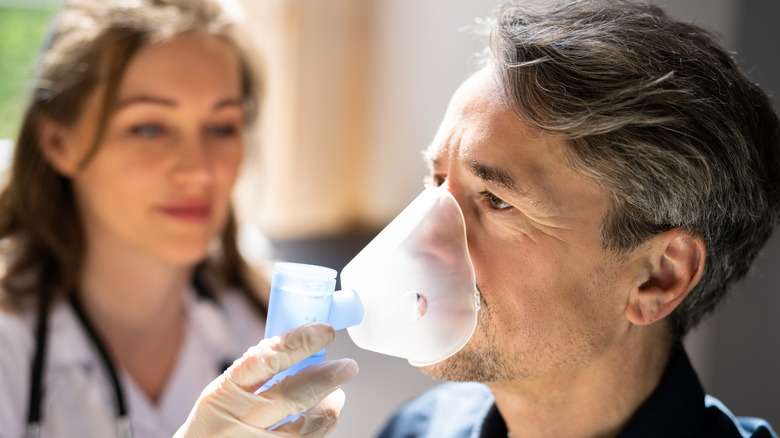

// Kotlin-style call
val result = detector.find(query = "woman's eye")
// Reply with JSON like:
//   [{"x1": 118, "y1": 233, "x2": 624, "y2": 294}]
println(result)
[
  {"x1": 130, "y1": 124, "x2": 164, "y2": 138},
  {"x1": 481, "y1": 191, "x2": 512, "y2": 210},
  {"x1": 206, "y1": 124, "x2": 239, "y2": 138}
]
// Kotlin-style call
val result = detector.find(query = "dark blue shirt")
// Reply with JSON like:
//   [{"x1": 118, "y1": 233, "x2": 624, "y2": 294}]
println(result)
[{"x1": 378, "y1": 347, "x2": 777, "y2": 438}]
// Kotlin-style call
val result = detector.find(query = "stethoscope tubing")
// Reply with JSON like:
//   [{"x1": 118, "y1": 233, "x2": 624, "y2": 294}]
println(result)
[
  {"x1": 24, "y1": 278, "x2": 228, "y2": 438},
  {"x1": 26, "y1": 292, "x2": 132, "y2": 438},
  {"x1": 26, "y1": 292, "x2": 49, "y2": 438}
]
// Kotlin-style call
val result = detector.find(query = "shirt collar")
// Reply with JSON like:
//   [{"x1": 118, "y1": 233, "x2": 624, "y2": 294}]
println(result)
[
  {"x1": 45, "y1": 288, "x2": 236, "y2": 371},
  {"x1": 477, "y1": 345, "x2": 705, "y2": 438},
  {"x1": 479, "y1": 404, "x2": 508, "y2": 438},
  {"x1": 617, "y1": 344, "x2": 706, "y2": 438},
  {"x1": 184, "y1": 288, "x2": 237, "y2": 364}
]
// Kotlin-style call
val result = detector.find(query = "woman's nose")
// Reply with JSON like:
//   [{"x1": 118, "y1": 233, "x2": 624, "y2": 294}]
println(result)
[{"x1": 171, "y1": 135, "x2": 213, "y2": 186}]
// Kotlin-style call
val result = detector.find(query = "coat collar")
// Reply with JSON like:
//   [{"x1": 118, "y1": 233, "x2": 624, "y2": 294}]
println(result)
[{"x1": 44, "y1": 289, "x2": 236, "y2": 372}]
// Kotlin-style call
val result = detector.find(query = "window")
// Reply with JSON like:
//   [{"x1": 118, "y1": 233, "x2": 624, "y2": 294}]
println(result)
[{"x1": 0, "y1": 0, "x2": 59, "y2": 139}]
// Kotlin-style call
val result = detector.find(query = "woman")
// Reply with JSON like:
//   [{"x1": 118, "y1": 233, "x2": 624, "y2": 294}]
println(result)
[{"x1": 0, "y1": 0, "x2": 357, "y2": 437}]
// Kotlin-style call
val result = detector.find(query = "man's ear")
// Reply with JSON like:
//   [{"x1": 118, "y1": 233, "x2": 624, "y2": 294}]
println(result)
[
  {"x1": 37, "y1": 115, "x2": 79, "y2": 177},
  {"x1": 625, "y1": 229, "x2": 705, "y2": 326}
]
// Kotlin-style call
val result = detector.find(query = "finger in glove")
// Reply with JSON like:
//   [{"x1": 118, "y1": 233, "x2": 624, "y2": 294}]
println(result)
[
  {"x1": 247, "y1": 358, "x2": 358, "y2": 425},
  {"x1": 272, "y1": 388, "x2": 347, "y2": 438},
  {"x1": 229, "y1": 322, "x2": 337, "y2": 392}
]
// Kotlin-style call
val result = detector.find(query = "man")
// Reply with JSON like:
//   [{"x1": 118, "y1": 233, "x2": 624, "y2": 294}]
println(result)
[{"x1": 378, "y1": 1, "x2": 779, "y2": 437}]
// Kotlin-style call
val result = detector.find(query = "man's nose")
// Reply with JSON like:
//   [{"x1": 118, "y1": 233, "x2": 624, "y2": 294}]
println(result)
[
  {"x1": 439, "y1": 178, "x2": 471, "y2": 219},
  {"x1": 438, "y1": 177, "x2": 479, "y2": 252},
  {"x1": 407, "y1": 182, "x2": 465, "y2": 249}
]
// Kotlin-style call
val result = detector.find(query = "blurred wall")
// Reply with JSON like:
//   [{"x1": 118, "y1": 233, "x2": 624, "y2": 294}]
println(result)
[
  {"x1": 235, "y1": 0, "x2": 371, "y2": 238},
  {"x1": 358, "y1": 0, "x2": 496, "y2": 225}
]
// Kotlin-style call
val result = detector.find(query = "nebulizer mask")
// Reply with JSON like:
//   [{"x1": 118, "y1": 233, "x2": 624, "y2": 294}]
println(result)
[{"x1": 261, "y1": 185, "x2": 480, "y2": 391}]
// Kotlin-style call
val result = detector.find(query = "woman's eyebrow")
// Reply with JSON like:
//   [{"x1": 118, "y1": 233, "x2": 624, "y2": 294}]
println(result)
[
  {"x1": 114, "y1": 95, "x2": 176, "y2": 110},
  {"x1": 113, "y1": 96, "x2": 243, "y2": 110},
  {"x1": 214, "y1": 98, "x2": 243, "y2": 110}
]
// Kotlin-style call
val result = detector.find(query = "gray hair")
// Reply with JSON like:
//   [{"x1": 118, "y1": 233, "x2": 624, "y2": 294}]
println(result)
[{"x1": 488, "y1": 0, "x2": 780, "y2": 338}]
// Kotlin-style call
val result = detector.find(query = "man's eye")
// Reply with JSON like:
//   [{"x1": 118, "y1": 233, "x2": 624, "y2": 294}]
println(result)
[
  {"x1": 481, "y1": 191, "x2": 511, "y2": 210},
  {"x1": 130, "y1": 124, "x2": 164, "y2": 137}
]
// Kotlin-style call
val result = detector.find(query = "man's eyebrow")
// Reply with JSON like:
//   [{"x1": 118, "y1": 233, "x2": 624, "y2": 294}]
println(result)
[
  {"x1": 470, "y1": 161, "x2": 519, "y2": 192},
  {"x1": 423, "y1": 152, "x2": 526, "y2": 193},
  {"x1": 471, "y1": 161, "x2": 550, "y2": 211}
]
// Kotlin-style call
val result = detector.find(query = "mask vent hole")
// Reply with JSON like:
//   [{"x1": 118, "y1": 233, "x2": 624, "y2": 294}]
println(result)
[{"x1": 398, "y1": 291, "x2": 428, "y2": 321}]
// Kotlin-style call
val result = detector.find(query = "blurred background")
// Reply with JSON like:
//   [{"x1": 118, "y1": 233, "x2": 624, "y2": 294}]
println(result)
[{"x1": 0, "y1": 0, "x2": 777, "y2": 436}]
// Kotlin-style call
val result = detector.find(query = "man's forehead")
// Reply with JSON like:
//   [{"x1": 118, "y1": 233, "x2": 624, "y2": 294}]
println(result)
[
  {"x1": 425, "y1": 100, "x2": 546, "y2": 173},
  {"x1": 424, "y1": 72, "x2": 510, "y2": 163},
  {"x1": 423, "y1": 70, "x2": 611, "y2": 218}
]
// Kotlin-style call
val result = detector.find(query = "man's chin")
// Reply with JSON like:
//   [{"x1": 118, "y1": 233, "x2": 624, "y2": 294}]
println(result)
[
  {"x1": 420, "y1": 349, "x2": 496, "y2": 382},
  {"x1": 420, "y1": 362, "x2": 472, "y2": 382}
]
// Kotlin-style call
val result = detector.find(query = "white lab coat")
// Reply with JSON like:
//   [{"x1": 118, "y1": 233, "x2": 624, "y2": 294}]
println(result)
[{"x1": 0, "y1": 289, "x2": 265, "y2": 438}]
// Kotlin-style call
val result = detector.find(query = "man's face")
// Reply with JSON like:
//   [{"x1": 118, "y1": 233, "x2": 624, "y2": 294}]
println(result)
[{"x1": 422, "y1": 69, "x2": 644, "y2": 382}]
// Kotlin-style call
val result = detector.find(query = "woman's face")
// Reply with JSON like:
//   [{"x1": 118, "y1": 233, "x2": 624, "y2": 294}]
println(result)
[{"x1": 49, "y1": 32, "x2": 246, "y2": 266}]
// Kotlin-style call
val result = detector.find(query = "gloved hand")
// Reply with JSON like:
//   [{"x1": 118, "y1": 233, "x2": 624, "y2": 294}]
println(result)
[{"x1": 174, "y1": 322, "x2": 358, "y2": 437}]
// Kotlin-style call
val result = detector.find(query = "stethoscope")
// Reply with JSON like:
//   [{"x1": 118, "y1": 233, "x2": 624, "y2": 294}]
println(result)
[{"x1": 25, "y1": 277, "x2": 232, "y2": 438}]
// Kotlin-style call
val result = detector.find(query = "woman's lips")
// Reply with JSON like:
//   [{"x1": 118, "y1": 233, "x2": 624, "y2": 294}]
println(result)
[{"x1": 158, "y1": 202, "x2": 211, "y2": 222}]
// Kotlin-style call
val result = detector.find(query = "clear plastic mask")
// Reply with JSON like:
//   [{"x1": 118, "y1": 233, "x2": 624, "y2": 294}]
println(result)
[
  {"x1": 263, "y1": 185, "x2": 480, "y2": 370},
  {"x1": 341, "y1": 185, "x2": 480, "y2": 366}
]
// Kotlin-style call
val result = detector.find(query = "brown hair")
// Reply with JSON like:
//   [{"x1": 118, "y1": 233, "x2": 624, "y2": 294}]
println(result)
[
  {"x1": 489, "y1": 0, "x2": 780, "y2": 338},
  {"x1": 0, "y1": 0, "x2": 267, "y2": 315}
]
